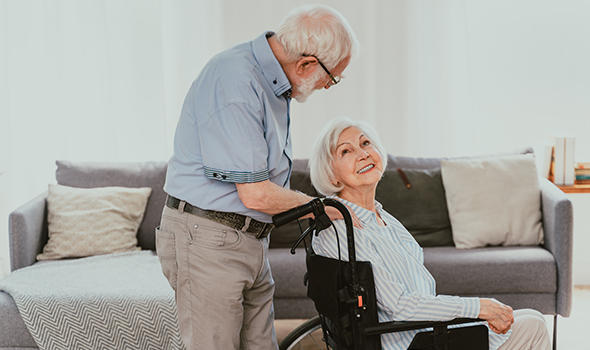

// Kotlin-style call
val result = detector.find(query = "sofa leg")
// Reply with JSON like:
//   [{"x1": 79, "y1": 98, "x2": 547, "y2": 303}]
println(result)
[{"x1": 553, "y1": 314, "x2": 557, "y2": 350}]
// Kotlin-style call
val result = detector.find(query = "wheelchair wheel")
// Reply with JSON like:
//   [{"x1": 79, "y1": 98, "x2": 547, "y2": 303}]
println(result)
[{"x1": 279, "y1": 316, "x2": 325, "y2": 350}]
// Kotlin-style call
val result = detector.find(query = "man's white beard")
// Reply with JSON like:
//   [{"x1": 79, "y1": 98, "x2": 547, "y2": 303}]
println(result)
[{"x1": 293, "y1": 70, "x2": 324, "y2": 103}]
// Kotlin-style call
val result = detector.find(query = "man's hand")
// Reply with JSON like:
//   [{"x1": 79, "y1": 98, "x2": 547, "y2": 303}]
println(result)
[
  {"x1": 324, "y1": 202, "x2": 362, "y2": 228},
  {"x1": 478, "y1": 298, "x2": 514, "y2": 334}
]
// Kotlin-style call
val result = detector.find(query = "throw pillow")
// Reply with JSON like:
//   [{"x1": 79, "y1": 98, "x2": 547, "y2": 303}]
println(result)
[
  {"x1": 376, "y1": 169, "x2": 454, "y2": 247},
  {"x1": 37, "y1": 184, "x2": 152, "y2": 260},
  {"x1": 440, "y1": 154, "x2": 544, "y2": 249}
]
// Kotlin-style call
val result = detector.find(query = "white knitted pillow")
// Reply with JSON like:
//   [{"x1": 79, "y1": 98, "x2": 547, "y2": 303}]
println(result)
[
  {"x1": 441, "y1": 154, "x2": 543, "y2": 249},
  {"x1": 37, "y1": 184, "x2": 152, "y2": 260}
]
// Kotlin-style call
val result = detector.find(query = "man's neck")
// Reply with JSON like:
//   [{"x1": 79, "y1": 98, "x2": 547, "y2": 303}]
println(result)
[{"x1": 267, "y1": 36, "x2": 293, "y2": 83}]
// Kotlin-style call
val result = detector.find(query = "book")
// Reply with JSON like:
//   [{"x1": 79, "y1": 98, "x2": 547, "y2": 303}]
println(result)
[
  {"x1": 577, "y1": 162, "x2": 590, "y2": 169},
  {"x1": 576, "y1": 175, "x2": 590, "y2": 180},
  {"x1": 564, "y1": 137, "x2": 576, "y2": 185},
  {"x1": 542, "y1": 145, "x2": 553, "y2": 179},
  {"x1": 554, "y1": 137, "x2": 565, "y2": 185},
  {"x1": 548, "y1": 146, "x2": 555, "y2": 182},
  {"x1": 575, "y1": 169, "x2": 590, "y2": 176}
]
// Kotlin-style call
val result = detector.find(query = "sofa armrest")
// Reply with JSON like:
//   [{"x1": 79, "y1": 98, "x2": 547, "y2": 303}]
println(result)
[
  {"x1": 539, "y1": 179, "x2": 573, "y2": 317},
  {"x1": 8, "y1": 192, "x2": 48, "y2": 272}
]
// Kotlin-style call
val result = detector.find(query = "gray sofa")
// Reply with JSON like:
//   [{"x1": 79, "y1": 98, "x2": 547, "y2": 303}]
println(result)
[{"x1": 1, "y1": 154, "x2": 572, "y2": 349}]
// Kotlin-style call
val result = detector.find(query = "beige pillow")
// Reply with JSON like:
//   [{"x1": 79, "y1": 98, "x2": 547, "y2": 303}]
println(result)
[
  {"x1": 441, "y1": 154, "x2": 544, "y2": 249},
  {"x1": 37, "y1": 184, "x2": 152, "y2": 260}
]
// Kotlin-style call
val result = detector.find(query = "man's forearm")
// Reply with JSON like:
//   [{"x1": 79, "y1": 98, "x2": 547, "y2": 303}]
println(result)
[{"x1": 236, "y1": 180, "x2": 315, "y2": 215}]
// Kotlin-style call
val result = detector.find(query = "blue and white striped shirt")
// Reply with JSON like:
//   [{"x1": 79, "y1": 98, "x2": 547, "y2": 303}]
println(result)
[{"x1": 312, "y1": 197, "x2": 510, "y2": 350}]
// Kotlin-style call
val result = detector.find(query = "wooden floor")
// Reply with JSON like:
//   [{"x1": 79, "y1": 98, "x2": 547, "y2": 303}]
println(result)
[{"x1": 275, "y1": 286, "x2": 590, "y2": 349}]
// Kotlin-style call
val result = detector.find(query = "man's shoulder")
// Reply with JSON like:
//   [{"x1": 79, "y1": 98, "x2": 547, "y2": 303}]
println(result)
[
  {"x1": 206, "y1": 42, "x2": 261, "y2": 85},
  {"x1": 189, "y1": 43, "x2": 265, "y2": 107}
]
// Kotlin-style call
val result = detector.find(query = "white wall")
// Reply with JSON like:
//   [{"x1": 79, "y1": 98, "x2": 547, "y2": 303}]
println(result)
[
  {"x1": 217, "y1": 0, "x2": 590, "y2": 162},
  {"x1": 2, "y1": 0, "x2": 590, "y2": 277},
  {"x1": 0, "y1": 0, "x2": 223, "y2": 276}
]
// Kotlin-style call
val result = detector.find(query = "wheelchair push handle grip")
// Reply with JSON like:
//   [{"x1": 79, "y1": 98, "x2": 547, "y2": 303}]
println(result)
[{"x1": 272, "y1": 198, "x2": 323, "y2": 227}]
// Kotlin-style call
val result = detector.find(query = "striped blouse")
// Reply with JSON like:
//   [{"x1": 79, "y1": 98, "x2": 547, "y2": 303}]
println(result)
[{"x1": 311, "y1": 197, "x2": 510, "y2": 350}]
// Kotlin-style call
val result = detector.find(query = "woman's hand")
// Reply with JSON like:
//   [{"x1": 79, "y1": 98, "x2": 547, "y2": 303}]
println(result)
[{"x1": 478, "y1": 298, "x2": 514, "y2": 334}]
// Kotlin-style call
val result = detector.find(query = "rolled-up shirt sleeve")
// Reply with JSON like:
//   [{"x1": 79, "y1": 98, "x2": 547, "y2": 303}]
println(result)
[{"x1": 198, "y1": 102, "x2": 269, "y2": 183}]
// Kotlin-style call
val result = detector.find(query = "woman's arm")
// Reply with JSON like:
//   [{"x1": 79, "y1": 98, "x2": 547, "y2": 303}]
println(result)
[
  {"x1": 312, "y1": 220, "x2": 479, "y2": 321},
  {"x1": 312, "y1": 217, "x2": 514, "y2": 333},
  {"x1": 371, "y1": 260, "x2": 480, "y2": 321}
]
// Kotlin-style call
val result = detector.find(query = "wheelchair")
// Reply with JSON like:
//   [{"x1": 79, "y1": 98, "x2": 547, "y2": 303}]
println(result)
[{"x1": 272, "y1": 198, "x2": 489, "y2": 350}]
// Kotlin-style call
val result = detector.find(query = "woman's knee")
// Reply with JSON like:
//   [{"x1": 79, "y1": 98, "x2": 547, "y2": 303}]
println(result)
[
  {"x1": 514, "y1": 310, "x2": 549, "y2": 342},
  {"x1": 515, "y1": 309, "x2": 546, "y2": 323}
]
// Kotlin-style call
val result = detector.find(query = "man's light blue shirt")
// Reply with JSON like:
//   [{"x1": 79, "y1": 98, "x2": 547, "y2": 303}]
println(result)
[{"x1": 164, "y1": 32, "x2": 292, "y2": 223}]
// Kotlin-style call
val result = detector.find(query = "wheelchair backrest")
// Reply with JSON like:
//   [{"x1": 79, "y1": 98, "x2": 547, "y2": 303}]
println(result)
[{"x1": 306, "y1": 251, "x2": 382, "y2": 350}]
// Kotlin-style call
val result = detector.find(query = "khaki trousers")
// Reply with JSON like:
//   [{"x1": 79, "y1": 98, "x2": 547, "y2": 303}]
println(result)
[
  {"x1": 498, "y1": 309, "x2": 551, "y2": 350},
  {"x1": 156, "y1": 205, "x2": 278, "y2": 350}
]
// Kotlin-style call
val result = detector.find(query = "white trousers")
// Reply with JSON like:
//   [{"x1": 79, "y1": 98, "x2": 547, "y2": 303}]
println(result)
[{"x1": 498, "y1": 309, "x2": 551, "y2": 350}]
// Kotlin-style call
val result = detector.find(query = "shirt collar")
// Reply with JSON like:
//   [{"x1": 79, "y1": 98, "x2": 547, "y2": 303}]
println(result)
[
  {"x1": 251, "y1": 31, "x2": 292, "y2": 97},
  {"x1": 329, "y1": 196, "x2": 384, "y2": 223}
]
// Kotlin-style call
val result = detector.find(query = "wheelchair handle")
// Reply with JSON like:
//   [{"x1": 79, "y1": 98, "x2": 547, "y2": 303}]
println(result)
[
  {"x1": 272, "y1": 198, "x2": 324, "y2": 227},
  {"x1": 272, "y1": 198, "x2": 359, "y2": 287}
]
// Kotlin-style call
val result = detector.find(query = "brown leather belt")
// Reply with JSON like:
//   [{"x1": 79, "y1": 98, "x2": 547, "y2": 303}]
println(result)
[{"x1": 165, "y1": 195, "x2": 273, "y2": 239}]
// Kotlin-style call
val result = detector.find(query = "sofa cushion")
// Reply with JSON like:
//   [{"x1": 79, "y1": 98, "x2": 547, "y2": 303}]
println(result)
[
  {"x1": 269, "y1": 248, "x2": 307, "y2": 298},
  {"x1": 441, "y1": 155, "x2": 544, "y2": 248},
  {"x1": 424, "y1": 246, "x2": 556, "y2": 295},
  {"x1": 273, "y1": 246, "x2": 556, "y2": 299},
  {"x1": 376, "y1": 169, "x2": 453, "y2": 247},
  {"x1": 56, "y1": 161, "x2": 167, "y2": 251},
  {"x1": 0, "y1": 291, "x2": 36, "y2": 347},
  {"x1": 37, "y1": 184, "x2": 151, "y2": 260},
  {"x1": 387, "y1": 148, "x2": 534, "y2": 171}
]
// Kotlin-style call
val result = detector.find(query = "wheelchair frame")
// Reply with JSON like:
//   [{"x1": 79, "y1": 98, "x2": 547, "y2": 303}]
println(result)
[{"x1": 273, "y1": 198, "x2": 489, "y2": 350}]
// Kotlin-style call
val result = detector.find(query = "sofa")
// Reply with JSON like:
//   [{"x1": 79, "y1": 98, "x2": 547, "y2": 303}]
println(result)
[{"x1": 1, "y1": 153, "x2": 573, "y2": 349}]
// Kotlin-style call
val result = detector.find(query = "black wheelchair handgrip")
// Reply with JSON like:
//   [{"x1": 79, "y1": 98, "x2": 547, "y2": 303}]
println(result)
[{"x1": 272, "y1": 198, "x2": 322, "y2": 227}]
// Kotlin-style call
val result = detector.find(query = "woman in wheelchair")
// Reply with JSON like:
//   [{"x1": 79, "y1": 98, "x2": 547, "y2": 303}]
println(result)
[{"x1": 307, "y1": 118, "x2": 551, "y2": 350}]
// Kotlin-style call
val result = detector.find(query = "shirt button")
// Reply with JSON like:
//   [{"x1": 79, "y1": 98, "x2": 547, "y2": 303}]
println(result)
[{"x1": 273, "y1": 79, "x2": 277, "y2": 84}]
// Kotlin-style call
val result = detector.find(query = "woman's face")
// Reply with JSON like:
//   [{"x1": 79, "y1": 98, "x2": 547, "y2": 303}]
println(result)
[{"x1": 331, "y1": 127, "x2": 383, "y2": 193}]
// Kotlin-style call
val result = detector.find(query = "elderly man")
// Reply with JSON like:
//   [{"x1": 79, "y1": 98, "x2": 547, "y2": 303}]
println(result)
[{"x1": 156, "y1": 5, "x2": 358, "y2": 350}]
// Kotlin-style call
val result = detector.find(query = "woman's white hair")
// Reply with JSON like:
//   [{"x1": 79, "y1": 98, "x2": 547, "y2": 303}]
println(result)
[
  {"x1": 310, "y1": 118, "x2": 388, "y2": 196},
  {"x1": 275, "y1": 5, "x2": 359, "y2": 70}
]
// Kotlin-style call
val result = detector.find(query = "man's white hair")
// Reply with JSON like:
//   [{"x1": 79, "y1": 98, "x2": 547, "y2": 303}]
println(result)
[
  {"x1": 276, "y1": 5, "x2": 359, "y2": 70},
  {"x1": 310, "y1": 118, "x2": 388, "y2": 196}
]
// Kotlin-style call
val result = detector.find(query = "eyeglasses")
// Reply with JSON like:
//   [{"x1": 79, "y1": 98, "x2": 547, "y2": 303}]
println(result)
[{"x1": 302, "y1": 54, "x2": 341, "y2": 87}]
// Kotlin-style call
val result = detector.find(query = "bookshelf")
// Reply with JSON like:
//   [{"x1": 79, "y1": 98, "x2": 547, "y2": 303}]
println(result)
[{"x1": 557, "y1": 184, "x2": 590, "y2": 194}]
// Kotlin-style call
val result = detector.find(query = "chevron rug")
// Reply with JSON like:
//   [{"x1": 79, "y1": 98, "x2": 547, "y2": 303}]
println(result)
[{"x1": 0, "y1": 250, "x2": 185, "y2": 350}]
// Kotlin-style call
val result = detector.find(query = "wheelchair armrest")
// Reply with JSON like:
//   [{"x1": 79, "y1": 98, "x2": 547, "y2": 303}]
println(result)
[{"x1": 363, "y1": 318, "x2": 483, "y2": 336}]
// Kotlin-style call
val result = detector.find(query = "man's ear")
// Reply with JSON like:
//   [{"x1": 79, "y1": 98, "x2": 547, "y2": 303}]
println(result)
[{"x1": 295, "y1": 56, "x2": 318, "y2": 77}]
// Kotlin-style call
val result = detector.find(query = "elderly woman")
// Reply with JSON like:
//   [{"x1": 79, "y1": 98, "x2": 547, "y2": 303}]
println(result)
[{"x1": 309, "y1": 118, "x2": 551, "y2": 350}]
